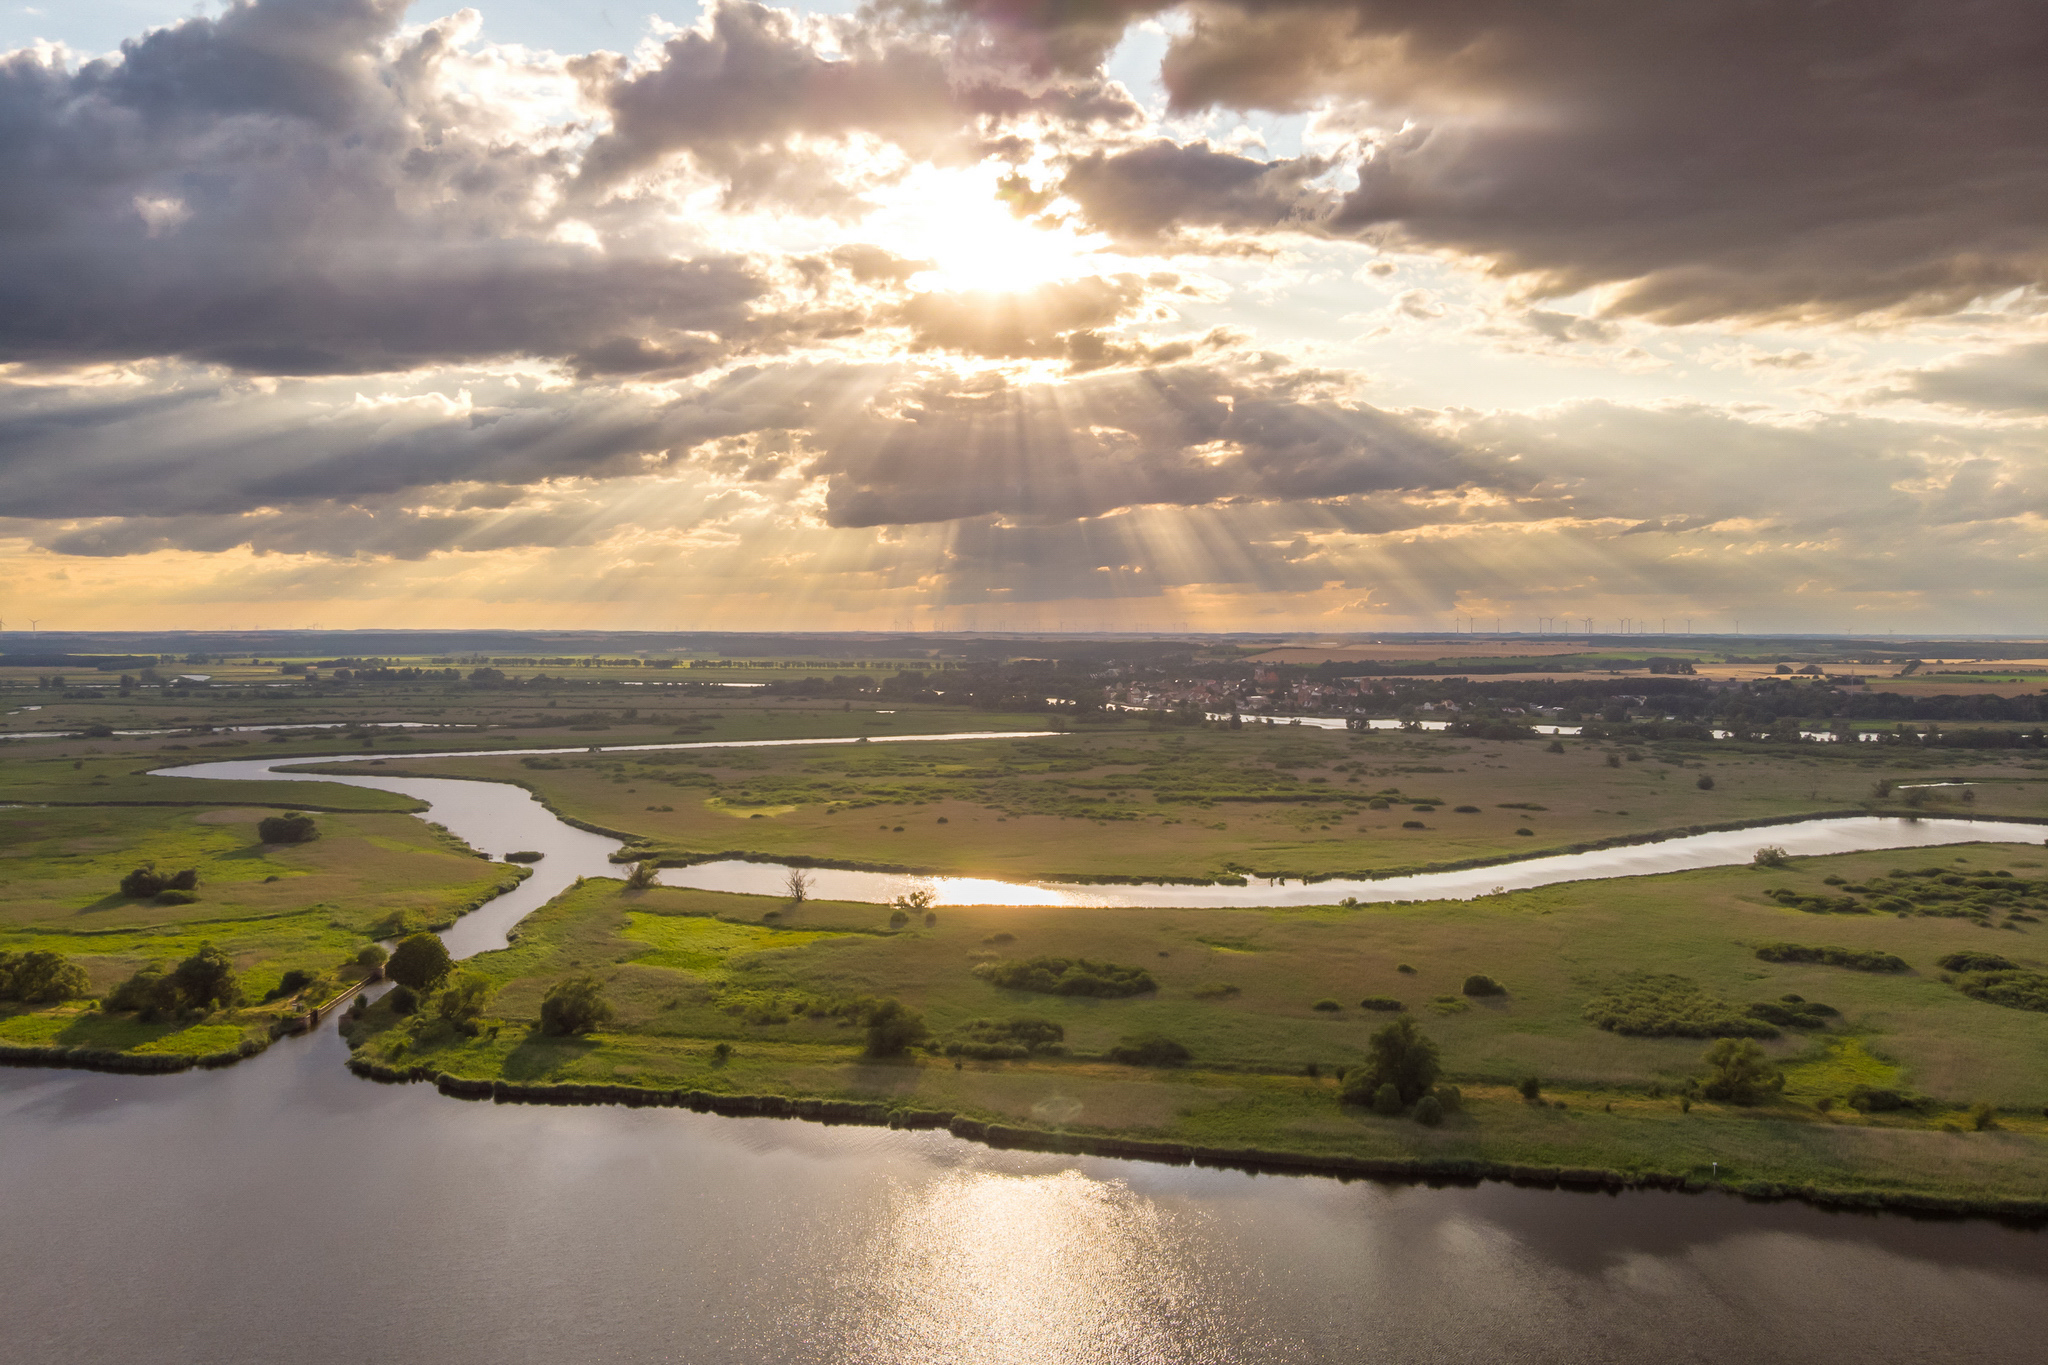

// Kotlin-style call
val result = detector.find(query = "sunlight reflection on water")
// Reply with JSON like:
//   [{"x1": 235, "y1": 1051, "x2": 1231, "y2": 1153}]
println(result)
[{"x1": 834, "y1": 1169, "x2": 1264, "y2": 1365}]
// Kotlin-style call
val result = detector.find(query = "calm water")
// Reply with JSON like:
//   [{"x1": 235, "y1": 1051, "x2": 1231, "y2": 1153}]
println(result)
[
  {"x1": 0, "y1": 738, "x2": 2032, "y2": 1362},
  {"x1": 3, "y1": 1023, "x2": 2045, "y2": 1365}
]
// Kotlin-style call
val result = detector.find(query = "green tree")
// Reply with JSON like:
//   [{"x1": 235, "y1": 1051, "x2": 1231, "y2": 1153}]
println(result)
[
  {"x1": 860, "y1": 997, "x2": 928, "y2": 1057},
  {"x1": 385, "y1": 933, "x2": 453, "y2": 994},
  {"x1": 1371, "y1": 1083, "x2": 1403, "y2": 1116},
  {"x1": 1700, "y1": 1038, "x2": 1783, "y2": 1105},
  {"x1": 256, "y1": 811, "x2": 319, "y2": 844},
  {"x1": 539, "y1": 975, "x2": 614, "y2": 1035},
  {"x1": 0, "y1": 950, "x2": 91, "y2": 1003},
  {"x1": 1340, "y1": 1015, "x2": 1441, "y2": 1106},
  {"x1": 436, "y1": 973, "x2": 492, "y2": 1035},
  {"x1": 106, "y1": 965, "x2": 179, "y2": 1019},
  {"x1": 167, "y1": 945, "x2": 242, "y2": 1014}
]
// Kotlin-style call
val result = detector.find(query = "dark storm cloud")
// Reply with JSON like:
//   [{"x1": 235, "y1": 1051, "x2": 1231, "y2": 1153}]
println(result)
[
  {"x1": 1058, "y1": 141, "x2": 1334, "y2": 242},
  {"x1": 1018, "y1": 1, "x2": 2048, "y2": 320},
  {"x1": 809, "y1": 361, "x2": 1465, "y2": 525},
  {"x1": 0, "y1": 0, "x2": 785, "y2": 376}
]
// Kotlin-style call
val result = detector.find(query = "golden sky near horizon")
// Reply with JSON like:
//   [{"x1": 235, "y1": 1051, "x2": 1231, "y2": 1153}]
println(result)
[{"x1": 1, "y1": 0, "x2": 2043, "y2": 635}]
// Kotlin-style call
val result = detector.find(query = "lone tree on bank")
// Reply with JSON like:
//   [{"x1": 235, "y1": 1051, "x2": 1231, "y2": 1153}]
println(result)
[
  {"x1": 385, "y1": 933, "x2": 453, "y2": 994},
  {"x1": 1340, "y1": 1015, "x2": 1441, "y2": 1107},
  {"x1": 539, "y1": 975, "x2": 614, "y2": 1035},
  {"x1": 1700, "y1": 1038, "x2": 1783, "y2": 1105}
]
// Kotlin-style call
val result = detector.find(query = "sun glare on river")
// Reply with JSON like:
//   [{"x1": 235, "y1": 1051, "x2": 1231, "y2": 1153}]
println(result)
[{"x1": 873, "y1": 165, "x2": 1104, "y2": 294}]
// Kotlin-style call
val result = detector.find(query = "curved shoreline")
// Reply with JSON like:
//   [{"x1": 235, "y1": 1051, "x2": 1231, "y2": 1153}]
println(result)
[{"x1": 344, "y1": 1058, "x2": 2048, "y2": 1224}]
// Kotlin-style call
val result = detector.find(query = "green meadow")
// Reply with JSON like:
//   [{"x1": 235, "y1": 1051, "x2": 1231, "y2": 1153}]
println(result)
[
  {"x1": 341, "y1": 723, "x2": 2048, "y2": 881},
  {"x1": 355, "y1": 841, "x2": 2048, "y2": 1205},
  {"x1": 0, "y1": 799, "x2": 525, "y2": 1060}
]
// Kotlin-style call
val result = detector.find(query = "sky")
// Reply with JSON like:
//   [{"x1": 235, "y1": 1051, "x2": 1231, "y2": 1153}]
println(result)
[{"x1": 0, "y1": 0, "x2": 2043, "y2": 636}]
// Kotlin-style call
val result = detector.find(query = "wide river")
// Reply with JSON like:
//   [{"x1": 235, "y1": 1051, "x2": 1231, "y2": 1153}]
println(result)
[{"x1": 2, "y1": 733, "x2": 2045, "y2": 1363}]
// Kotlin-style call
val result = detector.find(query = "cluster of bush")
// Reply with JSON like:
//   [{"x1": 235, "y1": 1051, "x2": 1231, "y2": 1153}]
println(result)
[
  {"x1": 257, "y1": 811, "x2": 319, "y2": 844},
  {"x1": 118, "y1": 863, "x2": 200, "y2": 902},
  {"x1": 1744, "y1": 994, "x2": 1838, "y2": 1029},
  {"x1": 1584, "y1": 974, "x2": 1782, "y2": 1039},
  {"x1": 107, "y1": 945, "x2": 243, "y2": 1020},
  {"x1": 937, "y1": 1017, "x2": 1065, "y2": 1059},
  {"x1": 973, "y1": 955, "x2": 1157, "y2": 997},
  {"x1": 0, "y1": 950, "x2": 90, "y2": 1003},
  {"x1": 1938, "y1": 951, "x2": 2048, "y2": 1013},
  {"x1": 1753, "y1": 942, "x2": 1910, "y2": 972}
]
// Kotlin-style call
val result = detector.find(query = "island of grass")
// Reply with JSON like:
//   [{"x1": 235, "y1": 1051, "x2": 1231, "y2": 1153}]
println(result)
[
  {"x1": 345, "y1": 842, "x2": 2048, "y2": 1214},
  {"x1": 0, "y1": 797, "x2": 527, "y2": 1071},
  {"x1": 314, "y1": 720, "x2": 2048, "y2": 885}
]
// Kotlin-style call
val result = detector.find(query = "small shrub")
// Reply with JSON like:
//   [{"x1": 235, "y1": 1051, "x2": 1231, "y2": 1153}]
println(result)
[
  {"x1": 1754, "y1": 943, "x2": 1909, "y2": 972},
  {"x1": 257, "y1": 811, "x2": 319, "y2": 844},
  {"x1": 1938, "y1": 950, "x2": 2017, "y2": 973},
  {"x1": 1847, "y1": 1086, "x2": 1921, "y2": 1113},
  {"x1": 1371, "y1": 1083, "x2": 1403, "y2": 1116},
  {"x1": 1107, "y1": 1035, "x2": 1191, "y2": 1067},
  {"x1": 1461, "y1": 974, "x2": 1506, "y2": 997},
  {"x1": 1696, "y1": 774, "x2": 1715, "y2": 790},
  {"x1": 437, "y1": 973, "x2": 492, "y2": 1034},
  {"x1": 1745, "y1": 996, "x2": 1838, "y2": 1029},
  {"x1": 1402, "y1": 820, "x2": 1426, "y2": 829},
  {"x1": 1413, "y1": 1095, "x2": 1444, "y2": 1126},
  {"x1": 539, "y1": 975, "x2": 614, "y2": 1035},
  {"x1": 1358, "y1": 996, "x2": 1404, "y2": 1011},
  {"x1": 1192, "y1": 982, "x2": 1241, "y2": 999},
  {"x1": 504, "y1": 850, "x2": 544, "y2": 863},
  {"x1": 1605, "y1": 753, "x2": 1622, "y2": 768},
  {"x1": 623, "y1": 860, "x2": 659, "y2": 890},
  {"x1": 711, "y1": 1041, "x2": 732, "y2": 1064},
  {"x1": 938, "y1": 1017, "x2": 1064, "y2": 1059},
  {"x1": 1312, "y1": 998, "x2": 1342, "y2": 1012},
  {"x1": 1545, "y1": 740, "x2": 1566, "y2": 754},
  {"x1": 1432, "y1": 1083, "x2": 1462, "y2": 1110},
  {"x1": 1968, "y1": 1102, "x2": 1998, "y2": 1131},
  {"x1": 263, "y1": 968, "x2": 316, "y2": 1002},
  {"x1": 1395, "y1": 962, "x2": 1417, "y2": 974},
  {"x1": 155, "y1": 888, "x2": 200, "y2": 905},
  {"x1": 1454, "y1": 805, "x2": 1480, "y2": 813},
  {"x1": 1519, "y1": 1076, "x2": 1542, "y2": 1102},
  {"x1": 1753, "y1": 845, "x2": 1790, "y2": 869},
  {"x1": 1515, "y1": 828, "x2": 1534, "y2": 837},
  {"x1": 889, "y1": 910, "x2": 910, "y2": 927},
  {"x1": 356, "y1": 943, "x2": 388, "y2": 969}
]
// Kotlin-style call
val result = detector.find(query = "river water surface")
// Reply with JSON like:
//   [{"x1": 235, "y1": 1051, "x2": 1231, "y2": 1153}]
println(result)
[{"x1": 2, "y1": 735, "x2": 2043, "y2": 1363}]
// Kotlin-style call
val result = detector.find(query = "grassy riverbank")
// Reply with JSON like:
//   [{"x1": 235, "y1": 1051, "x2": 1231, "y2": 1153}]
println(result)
[
  {"x1": 0, "y1": 801, "x2": 527, "y2": 1066},
  {"x1": 349, "y1": 843, "x2": 2048, "y2": 1209}
]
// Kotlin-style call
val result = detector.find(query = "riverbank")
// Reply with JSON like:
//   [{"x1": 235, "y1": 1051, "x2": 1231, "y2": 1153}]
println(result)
[
  {"x1": 342, "y1": 845, "x2": 2048, "y2": 1214},
  {"x1": 346, "y1": 1048, "x2": 2048, "y2": 1221}
]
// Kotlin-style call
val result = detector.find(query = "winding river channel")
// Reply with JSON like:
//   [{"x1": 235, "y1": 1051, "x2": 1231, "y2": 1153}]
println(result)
[{"x1": 4, "y1": 732, "x2": 2047, "y2": 1363}]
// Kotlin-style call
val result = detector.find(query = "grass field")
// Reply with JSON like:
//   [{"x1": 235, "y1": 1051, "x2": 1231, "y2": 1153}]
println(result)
[
  {"x1": 335, "y1": 723, "x2": 2048, "y2": 881},
  {"x1": 351, "y1": 840, "x2": 2048, "y2": 1203},
  {"x1": 0, "y1": 801, "x2": 526, "y2": 1060}
]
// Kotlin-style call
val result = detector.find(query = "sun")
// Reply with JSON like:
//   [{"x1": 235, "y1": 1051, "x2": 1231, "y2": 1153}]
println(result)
[{"x1": 869, "y1": 164, "x2": 1102, "y2": 294}]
